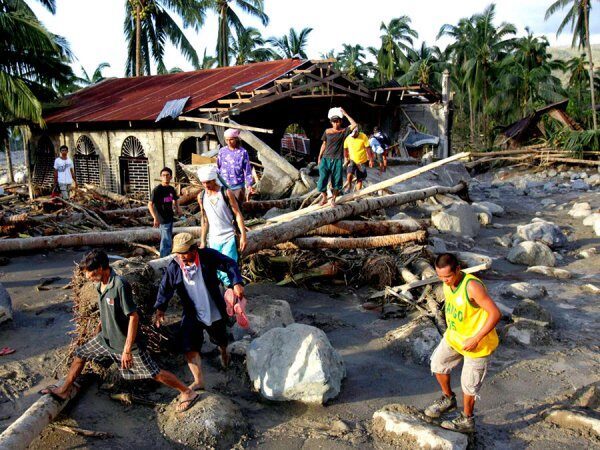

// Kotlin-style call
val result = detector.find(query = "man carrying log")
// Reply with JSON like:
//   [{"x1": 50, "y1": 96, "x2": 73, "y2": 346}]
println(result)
[
  {"x1": 53, "y1": 145, "x2": 77, "y2": 200},
  {"x1": 154, "y1": 233, "x2": 245, "y2": 391},
  {"x1": 197, "y1": 165, "x2": 247, "y2": 287},
  {"x1": 148, "y1": 167, "x2": 182, "y2": 257},
  {"x1": 317, "y1": 107, "x2": 358, "y2": 206},
  {"x1": 40, "y1": 250, "x2": 199, "y2": 412},
  {"x1": 424, "y1": 253, "x2": 501, "y2": 433},
  {"x1": 343, "y1": 127, "x2": 373, "y2": 192}
]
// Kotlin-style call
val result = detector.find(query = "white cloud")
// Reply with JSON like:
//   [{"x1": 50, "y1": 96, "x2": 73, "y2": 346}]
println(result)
[{"x1": 28, "y1": 0, "x2": 600, "y2": 78}]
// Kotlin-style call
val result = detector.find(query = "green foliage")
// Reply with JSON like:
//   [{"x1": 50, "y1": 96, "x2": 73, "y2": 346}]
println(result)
[
  {"x1": 267, "y1": 27, "x2": 313, "y2": 59},
  {"x1": 230, "y1": 27, "x2": 271, "y2": 65}
]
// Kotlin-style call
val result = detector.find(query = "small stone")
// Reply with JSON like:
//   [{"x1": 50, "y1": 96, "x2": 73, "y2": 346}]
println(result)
[
  {"x1": 330, "y1": 419, "x2": 351, "y2": 433},
  {"x1": 582, "y1": 284, "x2": 600, "y2": 295},
  {"x1": 571, "y1": 179, "x2": 590, "y2": 190},
  {"x1": 573, "y1": 384, "x2": 600, "y2": 409},
  {"x1": 578, "y1": 248, "x2": 598, "y2": 259},
  {"x1": 502, "y1": 322, "x2": 552, "y2": 346},
  {"x1": 548, "y1": 169, "x2": 558, "y2": 177},
  {"x1": 493, "y1": 235, "x2": 512, "y2": 248},
  {"x1": 583, "y1": 213, "x2": 600, "y2": 226},
  {"x1": 477, "y1": 211, "x2": 492, "y2": 226},
  {"x1": 526, "y1": 266, "x2": 572, "y2": 279},
  {"x1": 568, "y1": 202, "x2": 592, "y2": 218},
  {"x1": 541, "y1": 198, "x2": 556, "y2": 207},
  {"x1": 504, "y1": 282, "x2": 546, "y2": 299},
  {"x1": 472, "y1": 201, "x2": 504, "y2": 216},
  {"x1": 512, "y1": 299, "x2": 552, "y2": 327}
]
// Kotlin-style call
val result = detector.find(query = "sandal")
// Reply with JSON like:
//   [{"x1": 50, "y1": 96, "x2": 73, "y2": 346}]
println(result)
[
  {"x1": 233, "y1": 297, "x2": 249, "y2": 329},
  {"x1": 0, "y1": 347, "x2": 15, "y2": 356},
  {"x1": 223, "y1": 289, "x2": 235, "y2": 317},
  {"x1": 177, "y1": 392, "x2": 200, "y2": 412}
]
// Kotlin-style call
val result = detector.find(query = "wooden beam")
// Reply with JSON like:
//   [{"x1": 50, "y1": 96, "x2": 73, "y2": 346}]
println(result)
[
  {"x1": 217, "y1": 98, "x2": 251, "y2": 104},
  {"x1": 197, "y1": 107, "x2": 229, "y2": 112},
  {"x1": 274, "y1": 78, "x2": 294, "y2": 84},
  {"x1": 292, "y1": 94, "x2": 349, "y2": 99},
  {"x1": 178, "y1": 116, "x2": 273, "y2": 134},
  {"x1": 267, "y1": 152, "x2": 471, "y2": 223},
  {"x1": 304, "y1": 73, "x2": 371, "y2": 99}
]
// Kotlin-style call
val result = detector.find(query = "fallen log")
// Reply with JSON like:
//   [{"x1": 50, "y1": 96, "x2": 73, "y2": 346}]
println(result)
[
  {"x1": 83, "y1": 184, "x2": 144, "y2": 204},
  {"x1": 305, "y1": 219, "x2": 427, "y2": 237},
  {"x1": 243, "y1": 183, "x2": 465, "y2": 257},
  {"x1": 277, "y1": 262, "x2": 339, "y2": 286},
  {"x1": 411, "y1": 258, "x2": 437, "y2": 279},
  {"x1": 0, "y1": 380, "x2": 80, "y2": 450},
  {"x1": 277, "y1": 231, "x2": 427, "y2": 250},
  {"x1": 0, "y1": 227, "x2": 201, "y2": 254},
  {"x1": 178, "y1": 186, "x2": 202, "y2": 206},
  {"x1": 241, "y1": 196, "x2": 308, "y2": 212},
  {"x1": 268, "y1": 152, "x2": 470, "y2": 223},
  {"x1": 534, "y1": 155, "x2": 600, "y2": 166}
]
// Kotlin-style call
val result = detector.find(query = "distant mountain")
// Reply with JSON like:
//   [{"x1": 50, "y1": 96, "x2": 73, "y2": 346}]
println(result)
[{"x1": 548, "y1": 44, "x2": 600, "y2": 85}]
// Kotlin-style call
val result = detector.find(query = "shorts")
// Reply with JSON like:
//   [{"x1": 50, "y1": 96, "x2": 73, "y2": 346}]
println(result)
[
  {"x1": 430, "y1": 338, "x2": 489, "y2": 397},
  {"x1": 180, "y1": 317, "x2": 229, "y2": 353},
  {"x1": 74, "y1": 335, "x2": 160, "y2": 380},
  {"x1": 375, "y1": 152, "x2": 386, "y2": 163},
  {"x1": 317, "y1": 157, "x2": 344, "y2": 193},
  {"x1": 346, "y1": 161, "x2": 368, "y2": 181}
]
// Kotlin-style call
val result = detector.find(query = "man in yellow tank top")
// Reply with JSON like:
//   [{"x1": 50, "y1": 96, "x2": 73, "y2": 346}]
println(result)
[{"x1": 424, "y1": 253, "x2": 501, "y2": 433}]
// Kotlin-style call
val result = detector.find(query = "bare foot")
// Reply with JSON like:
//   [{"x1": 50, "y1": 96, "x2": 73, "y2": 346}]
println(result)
[
  {"x1": 220, "y1": 351, "x2": 230, "y2": 369},
  {"x1": 39, "y1": 384, "x2": 72, "y2": 401},
  {"x1": 330, "y1": 197, "x2": 337, "y2": 206},
  {"x1": 188, "y1": 381, "x2": 205, "y2": 391},
  {"x1": 318, "y1": 195, "x2": 328, "y2": 206}
]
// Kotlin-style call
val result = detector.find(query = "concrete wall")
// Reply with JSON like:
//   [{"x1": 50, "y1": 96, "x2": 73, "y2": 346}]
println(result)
[
  {"x1": 402, "y1": 103, "x2": 450, "y2": 159},
  {"x1": 31, "y1": 127, "x2": 218, "y2": 196}
]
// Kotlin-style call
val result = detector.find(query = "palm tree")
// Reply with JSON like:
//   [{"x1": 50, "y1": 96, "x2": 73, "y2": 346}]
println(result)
[
  {"x1": 125, "y1": 0, "x2": 205, "y2": 76},
  {"x1": 401, "y1": 42, "x2": 447, "y2": 88},
  {"x1": 0, "y1": 0, "x2": 73, "y2": 127},
  {"x1": 337, "y1": 44, "x2": 367, "y2": 80},
  {"x1": 545, "y1": 0, "x2": 596, "y2": 130},
  {"x1": 375, "y1": 16, "x2": 418, "y2": 83},
  {"x1": 80, "y1": 62, "x2": 111, "y2": 86},
  {"x1": 230, "y1": 27, "x2": 272, "y2": 65},
  {"x1": 199, "y1": 49, "x2": 217, "y2": 69},
  {"x1": 267, "y1": 27, "x2": 313, "y2": 59}
]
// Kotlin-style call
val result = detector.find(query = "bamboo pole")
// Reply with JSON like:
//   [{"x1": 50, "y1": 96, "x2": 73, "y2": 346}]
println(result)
[
  {"x1": 242, "y1": 183, "x2": 465, "y2": 257},
  {"x1": 267, "y1": 152, "x2": 470, "y2": 224},
  {"x1": 0, "y1": 226, "x2": 201, "y2": 254},
  {"x1": 276, "y1": 230, "x2": 426, "y2": 250}
]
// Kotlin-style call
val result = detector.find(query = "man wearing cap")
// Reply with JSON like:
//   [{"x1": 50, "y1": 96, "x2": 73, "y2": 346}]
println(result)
[
  {"x1": 154, "y1": 233, "x2": 245, "y2": 391},
  {"x1": 217, "y1": 129, "x2": 255, "y2": 205},
  {"x1": 53, "y1": 145, "x2": 77, "y2": 199},
  {"x1": 149, "y1": 167, "x2": 182, "y2": 257},
  {"x1": 318, "y1": 107, "x2": 358, "y2": 206},
  {"x1": 197, "y1": 165, "x2": 247, "y2": 287},
  {"x1": 343, "y1": 127, "x2": 373, "y2": 192}
]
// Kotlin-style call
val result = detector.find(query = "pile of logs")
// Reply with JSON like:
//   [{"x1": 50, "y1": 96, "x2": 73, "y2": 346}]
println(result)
[{"x1": 466, "y1": 146, "x2": 600, "y2": 169}]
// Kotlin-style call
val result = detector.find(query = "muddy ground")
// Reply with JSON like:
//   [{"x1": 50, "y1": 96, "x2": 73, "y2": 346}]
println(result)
[{"x1": 0, "y1": 166, "x2": 599, "y2": 449}]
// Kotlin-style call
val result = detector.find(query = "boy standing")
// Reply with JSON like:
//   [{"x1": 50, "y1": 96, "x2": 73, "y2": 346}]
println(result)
[{"x1": 149, "y1": 167, "x2": 182, "y2": 257}]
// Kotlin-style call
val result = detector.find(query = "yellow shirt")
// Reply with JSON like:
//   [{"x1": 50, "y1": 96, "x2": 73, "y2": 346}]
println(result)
[
  {"x1": 344, "y1": 133, "x2": 370, "y2": 164},
  {"x1": 443, "y1": 273, "x2": 499, "y2": 358}
]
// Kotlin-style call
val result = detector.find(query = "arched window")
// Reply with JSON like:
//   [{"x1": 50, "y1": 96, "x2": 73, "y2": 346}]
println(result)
[
  {"x1": 76, "y1": 135, "x2": 96, "y2": 155},
  {"x1": 121, "y1": 136, "x2": 145, "y2": 157}
]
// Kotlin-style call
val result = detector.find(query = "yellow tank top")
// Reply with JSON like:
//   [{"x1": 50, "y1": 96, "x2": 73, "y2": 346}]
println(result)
[{"x1": 443, "y1": 273, "x2": 499, "y2": 358}]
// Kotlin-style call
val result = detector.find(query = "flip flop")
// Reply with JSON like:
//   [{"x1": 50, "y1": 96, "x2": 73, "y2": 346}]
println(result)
[
  {"x1": 177, "y1": 393, "x2": 200, "y2": 412},
  {"x1": 233, "y1": 297, "x2": 249, "y2": 329},
  {"x1": 223, "y1": 289, "x2": 235, "y2": 317},
  {"x1": 0, "y1": 347, "x2": 15, "y2": 356}
]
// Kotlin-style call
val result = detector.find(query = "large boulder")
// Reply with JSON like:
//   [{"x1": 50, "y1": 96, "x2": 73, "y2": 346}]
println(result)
[
  {"x1": 583, "y1": 213, "x2": 600, "y2": 226},
  {"x1": 507, "y1": 241, "x2": 556, "y2": 267},
  {"x1": 372, "y1": 404, "x2": 467, "y2": 450},
  {"x1": 385, "y1": 317, "x2": 440, "y2": 365},
  {"x1": 503, "y1": 282, "x2": 546, "y2": 299},
  {"x1": 472, "y1": 201, "x2": 504, "y2": 216},
  {"x1": 501, "y1": 321, "x2": 552, "y2": 346},
  {"x1": 246, "y1": 323, "x2": 345, "y2": 404},
  {"x1": 231, "y1": 296, "x2": 294, "y2": 341},
  {"x1": 158, "y1": 392, "x2": 247, "y2": 449},
  {"x1": 431, "y1": 204, "x2": 480, "y2": 238},
  {"x1": 516, "y1": 219, "x2": 567, "y2": 248}
]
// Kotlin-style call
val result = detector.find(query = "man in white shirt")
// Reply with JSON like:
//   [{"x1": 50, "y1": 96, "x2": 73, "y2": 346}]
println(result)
[{"x1": 53, "y1": 145, "x2": 77, "y2": 199}]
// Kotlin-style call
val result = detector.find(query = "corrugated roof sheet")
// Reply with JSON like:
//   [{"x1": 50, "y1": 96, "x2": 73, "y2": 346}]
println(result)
[{"x1": 45, "y1": 59, "x2": 306, "y2": 124}]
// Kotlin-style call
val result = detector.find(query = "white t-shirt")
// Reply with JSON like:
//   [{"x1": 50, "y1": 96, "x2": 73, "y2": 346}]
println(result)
[
  {"x1": 183, "y1": 266, "x2": 221, "y2": 326},
  {"x1": 54, "y1": 157, "x2": 74, "y2": 184},
  {"x1": 369, "y1": 137, "x2": 385, "y2": 155}
]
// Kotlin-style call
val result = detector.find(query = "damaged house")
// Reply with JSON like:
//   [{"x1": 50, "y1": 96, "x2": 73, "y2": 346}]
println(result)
[{"x1": 28, "y1": 59, "x2": 451, "y2": 199}]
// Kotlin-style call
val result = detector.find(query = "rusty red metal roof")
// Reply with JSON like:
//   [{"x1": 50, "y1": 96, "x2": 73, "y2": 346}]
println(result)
[{"x1": 45, "y1": 59, "x2": 306, "y2": 124}]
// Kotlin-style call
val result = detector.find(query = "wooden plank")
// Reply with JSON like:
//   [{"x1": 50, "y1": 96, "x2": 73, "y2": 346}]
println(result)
[
  {"x1": 274, "y1": 78, "x2": 294, "y2": 84},
  {"x1": 217, "y1": 98, "x2": 251, "y2": 104},
  {"x1": 197, "y1": 107, "x2": 229, "y2": 112},
  {"x1": 191, "y1": 154, "x2": 216, "y2": 164},
  {"x1": 178, "y1": 116, "x2": 273, "y2": 134},
  {"x1": 267, "y1": 152, "x2": 471, "y2": 223}
]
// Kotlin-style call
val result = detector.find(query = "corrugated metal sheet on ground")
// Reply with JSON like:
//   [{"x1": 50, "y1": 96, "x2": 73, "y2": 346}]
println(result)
[{"x1": 45, "y1": 59, "x2": 305, "y2": 124}]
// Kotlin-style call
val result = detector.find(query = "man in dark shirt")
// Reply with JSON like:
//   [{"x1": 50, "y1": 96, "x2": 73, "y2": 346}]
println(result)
[
  {"x1": 154, "y1": 232, "x2": 245, "y2": 391},
  {"x1": 149, "y1": 167, "x2": 182, "y2": 257},
  {"x1": 317, "y1": 107, "x2": 358, "y2": 206},
  {"x1": 40, "y1": 250, "x2": 200, "y2": 412}
]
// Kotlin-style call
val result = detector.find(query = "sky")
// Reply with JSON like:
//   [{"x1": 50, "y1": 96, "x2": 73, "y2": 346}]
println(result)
[{"x1": 29, "y1": 0, "x2": 600, "y2": 79}]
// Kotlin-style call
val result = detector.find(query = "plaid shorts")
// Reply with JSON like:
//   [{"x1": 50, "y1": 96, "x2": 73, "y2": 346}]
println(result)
[{"x1": 74, "y1": 335, "x2": 160, "y2": 380}]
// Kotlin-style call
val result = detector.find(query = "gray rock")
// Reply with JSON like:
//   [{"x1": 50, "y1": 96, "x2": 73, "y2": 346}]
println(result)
[
  {"x1": 431, "y1": 204, "x2": 480, "y2": 238},
  {"x1": 477, "y1": 211, "x2": 492, "y2": 226},
  {"x1": 385, "y1": 317, "x2": 440, "y2": 365},
  {"x1": 158, "y1": 392, "x2": 247, "y2": 450},
  {"x1": 547, "y1": 169, "x2": 558, "y2": 177},
  {"x1": 568, "y1": 202, "x2": 592, "y2": 218},
  {"x1": 493, "y1": 235, "x2": 513, "y2": 248},
  {"x1": 582, "y1": 284, "x2": 600, "y2": 295},
  {"x1": 227, "y1": 338, "x2": 250, "y2": 359},
  {"x1": 503, "y1": 282, "x2": 546, "y2": 299},
  {"x1": 512, "y1": 299, "x2": 552, "y2": 327},
  {"x1": 595, "y1": 220, "x2": 600, "y2": 237},
  {"x1": 578, "y1": 247, "x2": 598, "y2": 259},
  {"x1": 472, "y1": 201, "x2": 504, "y2": 216},
  {"x1": 546, "y1": 410, "x2": 600, "y2": 437},
  {"x1": 588, "y1": 173, "x2": 600, "y2": 186},
  {"x1": 540, "y1": 198, "x2": 556, "y2": 207},
  {"x1": 372, "y1": 405, "x2": 468, "y2": 449},
  {"x1": 429, "y1": 237, "x2": 448, "y2": 254},
  {"x1": 231, "y1": 296, "x2": 294, "y2": 341},
  {"x1": 526, "y1": 266, "x2": 572, "y2": 279},
  {"x1": 516, "y1": 220, "x2": 567, "y2": 248},
  {"x1": 571, "y1": 179, "x2": 590, "y2": 190},
  {"x1": 507, "y1": 241, "x2": 556, "y2": 267},
  {"x1": 0, "y1": 282, "x2": 13, "y2": 324},
  {"x1": 542, "y1": 181, "x2": 557, "y2": 192},
  {"x1": 246, "y1": 323, "x2": 345, "y2": 404},
  {"x1": 502, "y1": 321, "x2": 552, "y2": 346}
]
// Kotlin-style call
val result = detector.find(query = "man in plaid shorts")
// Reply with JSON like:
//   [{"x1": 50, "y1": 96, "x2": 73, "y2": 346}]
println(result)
[{"x1": 40, "y1": 250, "x2": 200, "y2": 412}]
